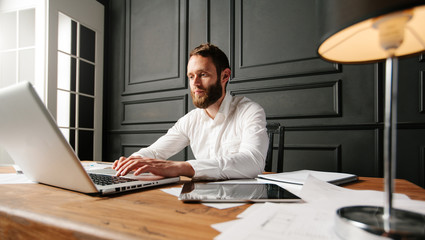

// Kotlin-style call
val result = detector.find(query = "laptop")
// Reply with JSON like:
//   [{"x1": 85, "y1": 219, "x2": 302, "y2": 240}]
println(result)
[{"x1": 0, "y1": 82, "x2": 180, "y2": 195}]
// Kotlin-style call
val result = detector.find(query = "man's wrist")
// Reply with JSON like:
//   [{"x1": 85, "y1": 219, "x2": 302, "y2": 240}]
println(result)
[{"x1": 180, "y1": 161, "x2": 195, "y2": 178}]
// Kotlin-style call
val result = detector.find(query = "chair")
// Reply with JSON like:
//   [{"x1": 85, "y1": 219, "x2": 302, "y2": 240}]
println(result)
[{"x1": 265, "y1": 122, "x2": 285, "y2": 173}]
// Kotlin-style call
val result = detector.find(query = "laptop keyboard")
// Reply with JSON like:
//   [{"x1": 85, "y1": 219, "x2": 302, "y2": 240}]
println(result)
[{"x1": 88, "y1": 173, "x2": 137, "y2": 186}]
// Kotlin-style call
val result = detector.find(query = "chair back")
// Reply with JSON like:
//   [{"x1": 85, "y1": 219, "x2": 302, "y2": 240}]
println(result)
[{"x1": 265, "y1": 122, "x2": 285, "y2": 172}]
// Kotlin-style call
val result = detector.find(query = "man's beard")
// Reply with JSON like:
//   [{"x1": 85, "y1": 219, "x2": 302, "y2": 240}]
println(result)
[{"x1": 191, "y1": 78, "x2": 223, "y2": 109}]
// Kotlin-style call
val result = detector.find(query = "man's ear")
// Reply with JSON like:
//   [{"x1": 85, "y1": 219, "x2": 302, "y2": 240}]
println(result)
[{"x1": 221, "y1": 68, "x2": 231, "y2": 84}]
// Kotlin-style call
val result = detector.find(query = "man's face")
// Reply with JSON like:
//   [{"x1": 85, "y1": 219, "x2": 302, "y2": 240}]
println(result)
[{"x1": 187, "y1": 55, "x2": 223, "y2": 109}]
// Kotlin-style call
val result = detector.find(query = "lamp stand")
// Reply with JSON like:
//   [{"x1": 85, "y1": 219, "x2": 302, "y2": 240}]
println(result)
[{"x1": 334, "y1": 57, "x2": 425, "y2": 239}]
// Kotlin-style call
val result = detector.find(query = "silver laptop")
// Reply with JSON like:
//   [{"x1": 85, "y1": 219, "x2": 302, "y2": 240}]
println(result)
[{"x1": 0, "y1": 82, "x2": 179, "y2": 195}]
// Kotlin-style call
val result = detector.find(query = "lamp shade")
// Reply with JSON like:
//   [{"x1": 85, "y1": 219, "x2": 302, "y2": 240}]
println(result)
[{"x1": 317, "y1": 0, "x2": 425, "y2": 63}]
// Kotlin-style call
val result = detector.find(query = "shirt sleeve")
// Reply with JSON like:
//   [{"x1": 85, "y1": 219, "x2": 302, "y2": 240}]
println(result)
[
  {"x1": 187, "y1": 102, "x2": 268, "y2": 180},
  {"x1": 131, "y1": 118, "x2": 190, "y2": 160}
]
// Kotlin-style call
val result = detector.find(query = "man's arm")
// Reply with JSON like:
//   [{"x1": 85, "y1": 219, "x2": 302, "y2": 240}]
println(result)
[{"x1": 113, "y1": 116, "x2": 192, "y2": 177}]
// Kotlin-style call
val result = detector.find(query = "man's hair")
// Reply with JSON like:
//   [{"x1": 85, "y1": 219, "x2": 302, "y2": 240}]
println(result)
[{"x1": 189, "y1": 43, "x2": 230, "y2": 80}]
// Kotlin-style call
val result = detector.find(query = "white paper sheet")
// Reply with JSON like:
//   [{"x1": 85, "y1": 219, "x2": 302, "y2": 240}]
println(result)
[
  {"x1": 82, "y1": 162, "x2": 113, "y2": 171},
  {"x1": 299, "y1": 175, "x2": 410, "y2": 202},
  {"x1": 214, "y1": 176, "x2": 425, "y2": 240},
  {"x1": 258, "y1": 170, "x2": 357, "y2": 185},
  {"x1": 161, "y1": 187, "x2": 182, "y2": 198},
  {"x1": 211, "y1": 219, "x2": 242, "y2": 233},
  {"x1": 216, "y1": 202, "x2": 340, "y2": 240},
  {"x1": 0, "y1": 173, "x2": 35, "y2": 184}
]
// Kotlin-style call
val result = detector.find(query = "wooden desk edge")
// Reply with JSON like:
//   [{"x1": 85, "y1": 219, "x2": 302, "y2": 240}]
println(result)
[{"x1": 0, "y1": 205, "x2": 140, "y2": 240}]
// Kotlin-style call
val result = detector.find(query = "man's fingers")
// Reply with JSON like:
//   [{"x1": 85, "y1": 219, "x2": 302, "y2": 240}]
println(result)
[
  {"x1": 116, "y1": 161, "x2": 131, "y2": 176},
  {"x1": 118, "y1": 161, "x2": 139, "y2": 176},
  {"x1": 112, "y1": 156, "x2": 127, "y2": 169},
  {"x1": 113, "y1": 156, "x2": 126, "y2": 169},
  {"x1": 116, "y1": 158, "x2": 145, "y2": 176},
  {"x1": 115, "y1": 155, "x2": 140, "y2": 171}
]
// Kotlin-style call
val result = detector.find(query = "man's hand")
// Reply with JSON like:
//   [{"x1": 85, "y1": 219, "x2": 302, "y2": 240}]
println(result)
[{"x1": 112, "y1": 156, "x2": 195, "y2": 178}]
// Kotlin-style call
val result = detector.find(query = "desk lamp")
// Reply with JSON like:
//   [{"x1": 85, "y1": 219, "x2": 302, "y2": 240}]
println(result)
[{"x1": 317, "y1": 0, "x2": 425, "y2": 239}]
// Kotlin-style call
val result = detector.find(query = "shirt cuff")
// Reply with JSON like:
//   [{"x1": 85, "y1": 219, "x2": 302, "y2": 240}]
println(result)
[{"x1": 187, "y1": 159, "x2": 221, "y2": 180}]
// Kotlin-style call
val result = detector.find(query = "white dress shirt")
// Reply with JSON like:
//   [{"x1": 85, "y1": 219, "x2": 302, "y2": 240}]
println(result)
[{"x1": 132, "y1": 92, "x2": 269, "y2": 180}]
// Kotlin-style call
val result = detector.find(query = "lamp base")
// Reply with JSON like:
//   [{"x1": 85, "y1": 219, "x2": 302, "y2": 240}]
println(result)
[{"x1": 335, "y1": 206, "x2": 425, "y2": 240}]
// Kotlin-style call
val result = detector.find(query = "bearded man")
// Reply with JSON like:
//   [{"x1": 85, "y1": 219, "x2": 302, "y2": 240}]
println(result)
[{"x1": 113, "y1": 43, "x2": 268, "y2": 180}]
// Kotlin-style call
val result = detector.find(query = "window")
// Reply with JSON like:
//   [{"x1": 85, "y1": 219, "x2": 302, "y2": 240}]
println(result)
[
  {"x1": 0, "y1": 0, "x2": 44, "y2": 164},
  {"x1": 0, "y1": 8, "x2": 35, "y2": 87},
  {"x1": 0, "y1": 0, "x2": 104, "y2": 164},
  {"x1": 57, "y1": 13, "x2": 97, "y2": 160}
]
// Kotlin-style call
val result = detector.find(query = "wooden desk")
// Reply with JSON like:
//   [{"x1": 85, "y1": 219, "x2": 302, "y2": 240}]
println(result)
[{"x1": 0, "y1": 167, "x2": 424, "y2": 240}]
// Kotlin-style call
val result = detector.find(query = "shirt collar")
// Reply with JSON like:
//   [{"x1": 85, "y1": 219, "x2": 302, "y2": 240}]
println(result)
[{"x1": 200, "y1": 92, "x2": 233, "y2": 124}]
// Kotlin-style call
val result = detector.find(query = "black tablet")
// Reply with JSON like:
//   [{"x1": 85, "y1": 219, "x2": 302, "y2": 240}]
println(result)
[{"x1": 179, "y1": 182, "x2": 302, "y2": 203}]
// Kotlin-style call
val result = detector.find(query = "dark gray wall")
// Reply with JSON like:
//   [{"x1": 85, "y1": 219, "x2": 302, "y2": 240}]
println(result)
[{"x1": 103, "y1": 0, "x2": 425, "y2": 187}]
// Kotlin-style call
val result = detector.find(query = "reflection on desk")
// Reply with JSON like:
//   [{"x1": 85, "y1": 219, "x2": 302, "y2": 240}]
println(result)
[{"x1": 179, "y1": 182, "x2": 301, "y2": 203}]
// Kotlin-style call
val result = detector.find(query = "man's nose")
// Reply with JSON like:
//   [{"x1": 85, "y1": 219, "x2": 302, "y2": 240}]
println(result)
[{"x1": 192, "y1": 75, "x2": 201, "y2": 85}]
